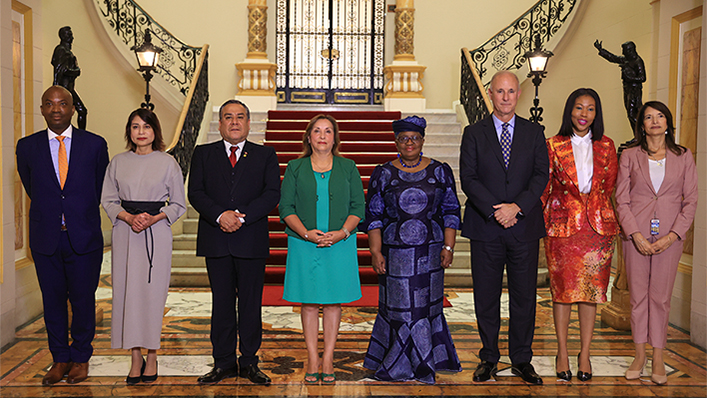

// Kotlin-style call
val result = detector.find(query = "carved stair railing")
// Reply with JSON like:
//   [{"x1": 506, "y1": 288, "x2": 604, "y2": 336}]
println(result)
[
  {"x1": 460, "y1": 0, "x2": 582, "y2": 124},
  {"x1": 94, "y1": 0, "x2": 209, "y2": 178}
]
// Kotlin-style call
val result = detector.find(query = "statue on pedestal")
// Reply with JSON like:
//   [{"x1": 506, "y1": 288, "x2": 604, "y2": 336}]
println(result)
[
  {"x1": 51, "y1": 26, "x2": 88, "y2": 130},
  {"x1": 594, "y1": 40, "x2": 646, "y2": 135}
]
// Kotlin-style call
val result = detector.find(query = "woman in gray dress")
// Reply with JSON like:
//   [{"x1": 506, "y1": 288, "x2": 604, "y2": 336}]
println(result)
[{"x1": 101, "y1": 109, "x2": 186, "y2": 385}]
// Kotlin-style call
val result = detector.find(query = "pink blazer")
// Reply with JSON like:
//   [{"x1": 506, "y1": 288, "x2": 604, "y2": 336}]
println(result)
[{"x1": 615, "y1": 146, "x2": 698, "y2": 240}]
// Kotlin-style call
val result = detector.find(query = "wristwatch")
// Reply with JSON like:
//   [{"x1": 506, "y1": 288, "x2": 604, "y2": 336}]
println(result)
[
  {"x1": 443, "y1": 245, "x2": 454, "y2": 254},
  {"x1": 515, "y1": 210, "x2": 525, "y2": 220}
]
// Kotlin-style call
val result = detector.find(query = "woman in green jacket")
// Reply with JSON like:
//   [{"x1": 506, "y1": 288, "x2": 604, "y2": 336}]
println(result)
[{"x1": 279, "y1": 114, "x2": 364, "y2": 383}]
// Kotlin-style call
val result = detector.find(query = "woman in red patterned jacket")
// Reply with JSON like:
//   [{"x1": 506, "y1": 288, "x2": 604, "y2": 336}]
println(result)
[{"x1": 542, "y1": 88, "x2": 619, "y2": 382}]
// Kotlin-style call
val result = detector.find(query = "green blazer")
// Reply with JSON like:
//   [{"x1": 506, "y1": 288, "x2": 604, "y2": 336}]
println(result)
[{"x1": 279, "y1": 156, "x2": 365, "y2": 240}]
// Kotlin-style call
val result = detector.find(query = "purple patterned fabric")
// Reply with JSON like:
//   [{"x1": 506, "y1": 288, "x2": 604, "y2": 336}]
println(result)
[{"x1": 362, "y1": 160, "x2": 462, "y2": 384}]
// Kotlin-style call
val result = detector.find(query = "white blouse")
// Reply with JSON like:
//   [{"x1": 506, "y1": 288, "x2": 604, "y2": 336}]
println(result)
[
  {"x1": 571, "y1": 132, "x2": 593, "y2": 194},
  {"x1": 648, "y1": 157, "x2": 666, "y2": 193}
]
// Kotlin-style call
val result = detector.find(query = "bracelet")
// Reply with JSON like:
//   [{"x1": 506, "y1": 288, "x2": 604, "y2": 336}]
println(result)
[
  {"x1": 342, "y1": 227, "x2": 351, "y2": 240},
  {"x1": 443, "y1": 245, "x2": 454, "y2": 254},
  {"x1": 304, "y1": 233, "x2": 309, "y2": 241}
]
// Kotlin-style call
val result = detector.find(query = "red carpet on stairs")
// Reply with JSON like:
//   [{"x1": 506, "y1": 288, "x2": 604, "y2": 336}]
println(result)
[{"x1": 262, "y1": 285, "x2": 452, "y2": 308}]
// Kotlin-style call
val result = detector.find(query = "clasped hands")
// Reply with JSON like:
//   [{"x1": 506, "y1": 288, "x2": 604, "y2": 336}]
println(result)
[
  {"x1": 631, "y1": 232, "x2": 676, "y2": 256},
  {"x1": 493, "y1": 202, "x2": 520, "y2": 229},
  {"x1": 219, "y1": 210, "x2": 246, "y2": 233},
  {"x1": 304, "y1": 229, "x2": 345, "y2": 248},
  {"x1": 124, "y1": 212, "x2": 159, "y2": 233}
]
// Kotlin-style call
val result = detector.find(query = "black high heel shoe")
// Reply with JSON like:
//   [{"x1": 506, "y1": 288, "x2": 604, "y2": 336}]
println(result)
[
  {"x1": 142, "y1": 360, "x2": 158, "y2": 383},
  {"x1": 126, "y1": 357, "x2": 146, "y2": 385},
  {"x1": 555, "y1": 356, "x2": 572, "y2": 381},
  {"x1": 576, "y1": 353, "x2": 592, "y2": 382}
]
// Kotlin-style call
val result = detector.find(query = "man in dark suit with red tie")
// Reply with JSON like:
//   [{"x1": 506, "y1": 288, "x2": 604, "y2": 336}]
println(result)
[
  {"x1": 16, "y1": 85, "x2": 109, "y2": 385},
  {"x1": 189, "y1": 99, "x2": 280, "y2": 385},
  {"x1": 460, "y1": 71, "x2": 549, "y2": 384}
]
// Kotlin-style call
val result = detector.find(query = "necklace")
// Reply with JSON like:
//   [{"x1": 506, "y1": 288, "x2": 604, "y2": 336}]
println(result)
[
  {"x1": 398, "y1": 152, "x2": 423, "y2": 169},
  {"x1": 649, "y1": 154, "x2": 665, "y2": 167}
]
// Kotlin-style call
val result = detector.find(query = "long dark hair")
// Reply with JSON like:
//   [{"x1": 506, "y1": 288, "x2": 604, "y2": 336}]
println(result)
[
  {"x1": 299, "y1": 114, "x2": 341, "y2": 158},
  {"x1": 125, "y1": 108, "x2": 165, "y2": 151},
  {"x1": 557, "y1": 88, "x2": 604, "y2": 141},
  {"x1": 632, "y1": 101, "x2": 685, "y2": 156}
]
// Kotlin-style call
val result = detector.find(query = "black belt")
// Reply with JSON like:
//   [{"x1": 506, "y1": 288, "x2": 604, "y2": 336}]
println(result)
[{"x1": 121, "y1": 200, "x2": 167, "y2": 283}]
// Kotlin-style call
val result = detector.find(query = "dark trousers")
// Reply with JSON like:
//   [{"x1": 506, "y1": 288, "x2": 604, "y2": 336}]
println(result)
[
  {"x1": 32, "y1": 231, "x2": 102, "y2": 363},
  {"x1": 470, "y1": 230, "x2": 539, "y2": 364},
  {"x1": 206, "y1": 256, "x2": 266, "y2": 369}
]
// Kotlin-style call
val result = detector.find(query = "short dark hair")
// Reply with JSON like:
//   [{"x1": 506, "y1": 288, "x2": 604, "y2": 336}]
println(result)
[
  {"x1": 125, "y1": 108, "x2": 165, "y2": 152},
  {"x1": 556, "y1": 88, "x2": 604, "y2": 141},
  {"x1": 632, "y1": 101, "x2": 685, "y2": 156},
  {"x1": 219, "y1": 99, "x2": 250, "y2": 120},
  {"x1": 299, "y1": 114, "x2": 341, "y2": 158}
]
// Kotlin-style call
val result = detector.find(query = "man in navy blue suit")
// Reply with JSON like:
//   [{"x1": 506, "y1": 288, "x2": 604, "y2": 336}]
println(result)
[
  {"x1": 460, "y1": 71, "x2": 549, "y2": 385},
  {"x1": 16, "y1": 85, "x2": 109, "y2": 385},
  {"x1": 189, "y1": 99, "x2": 280, "y2": 385}
]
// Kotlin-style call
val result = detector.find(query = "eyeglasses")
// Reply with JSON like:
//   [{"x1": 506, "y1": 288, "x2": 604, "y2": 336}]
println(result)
[{"x1": 396, "y1": 136, "x2": 424, "y2": 144}]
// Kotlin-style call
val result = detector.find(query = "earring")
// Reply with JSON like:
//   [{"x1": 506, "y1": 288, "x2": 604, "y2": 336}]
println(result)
[{"x1": 664, "y1": 130, "x2": 668, "y2": 135}]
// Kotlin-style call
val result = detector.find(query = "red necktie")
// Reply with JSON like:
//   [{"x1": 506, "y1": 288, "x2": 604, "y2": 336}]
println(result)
[{"x1": 229, "y1": 146, "x2": 238, "y2": 167}]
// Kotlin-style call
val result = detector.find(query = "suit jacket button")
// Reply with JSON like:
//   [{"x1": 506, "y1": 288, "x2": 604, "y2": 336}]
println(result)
[
  {"x1": 604, "y1": 166, "x2": 609, "y2": 170},
  {"x1": 564, "y1": 190, "x2": 568, "y2": 195},
  {"x1": 601, "y1": 179, "x2": 605, "y2": 183},
  {"x1": 561, "y1": 180, "x2": 566, "y2": 185},
  {"x1": 61, "y1": 195, "x2": 65, "y2": 199},
  {"x1": 601, "y1": 189, "x2": 605, "y2": 193}
]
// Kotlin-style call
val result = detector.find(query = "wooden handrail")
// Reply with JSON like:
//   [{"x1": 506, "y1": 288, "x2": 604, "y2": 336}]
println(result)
[
  {"x1": 167, "y1": 43, "x2": 210, "y2": 152},
  {"x1": 462, "y1": 47, "x2": 493, "y2": 114}
]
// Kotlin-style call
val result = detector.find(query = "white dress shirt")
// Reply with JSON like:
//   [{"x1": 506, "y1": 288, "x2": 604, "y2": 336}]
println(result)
[{"x1": 571, "y1": 131, "x2": 593, "y2": 194}]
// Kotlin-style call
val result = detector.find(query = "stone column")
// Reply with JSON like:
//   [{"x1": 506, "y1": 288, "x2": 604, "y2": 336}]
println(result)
[
  {"x1": 235, "y1": 0, "x2": 277, "y2": 111},
  {"x1": 384, "y1": 0, "x2": 426, "y2": 112}
]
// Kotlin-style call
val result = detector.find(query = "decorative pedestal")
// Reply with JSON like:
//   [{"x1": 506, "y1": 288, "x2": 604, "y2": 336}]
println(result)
[
  {"x1": 383, "y1": 63, "x2": 426, "y2": 112},
  {"x1": 235, "y1": 58, "x2": 278, "y2": 112},
  {"x1": 601, "y1": 286, "x2": 632, "y2": 330}
]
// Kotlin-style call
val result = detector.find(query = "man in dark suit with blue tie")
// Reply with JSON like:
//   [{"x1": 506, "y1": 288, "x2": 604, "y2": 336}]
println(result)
[
  {"x1": 460, "y1": 71, "x2": 549, "y2": 384},
  {"x1": 16, "y1": 85, "x2": 109, "y2": 385},
  {"x1": 189, "y1": 99, "x2": 280, "y2": 385}
]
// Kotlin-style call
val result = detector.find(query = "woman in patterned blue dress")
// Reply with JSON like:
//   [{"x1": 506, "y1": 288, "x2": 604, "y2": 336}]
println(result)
[
  {"x1": 280, "y1": 115, "x2": 364, "y2": 383},
  {"x1": 362, "y1": 116, "x2": 462, "y2": 384}
]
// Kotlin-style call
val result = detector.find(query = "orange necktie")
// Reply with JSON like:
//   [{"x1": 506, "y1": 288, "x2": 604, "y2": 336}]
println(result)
[{"x1": 56, "y1": 136, "x2": 68, "y2": 189}]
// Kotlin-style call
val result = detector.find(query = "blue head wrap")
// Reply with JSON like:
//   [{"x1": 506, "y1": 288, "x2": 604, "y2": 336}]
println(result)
[{"x1": 392, "y1": 115, "x2": 426, "y2": 137}]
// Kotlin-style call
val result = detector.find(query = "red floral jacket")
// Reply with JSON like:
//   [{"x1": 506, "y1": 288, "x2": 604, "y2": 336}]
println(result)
[{"x1": 542, "y1": 134, "x2": 619, "y2": 237}]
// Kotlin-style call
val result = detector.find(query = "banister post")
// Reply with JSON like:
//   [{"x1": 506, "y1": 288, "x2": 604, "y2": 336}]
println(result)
[
  {"x1": 235, "y1": 0, "x2": 277, "y2": 112},
  {"x1": 383, "y1": 0, "x2": 426, "y2": 113}
]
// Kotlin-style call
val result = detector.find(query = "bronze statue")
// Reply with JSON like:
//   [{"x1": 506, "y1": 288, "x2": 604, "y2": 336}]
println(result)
[
  {"x1": 51, "y1": 26, "x2": 87, "y2": 130},
  {"x1": 594, "y1": 40, "x2": 646, "y2": 133}
]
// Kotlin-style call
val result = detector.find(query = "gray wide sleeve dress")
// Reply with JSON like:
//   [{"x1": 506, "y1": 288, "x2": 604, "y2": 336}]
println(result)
[{"x1": 102, "y1": 150, "x2": 186, "y2": 349}]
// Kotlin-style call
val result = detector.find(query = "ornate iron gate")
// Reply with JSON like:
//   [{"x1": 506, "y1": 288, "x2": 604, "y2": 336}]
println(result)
[{"x1": 276, "y1": 0, "x2": 385, "y2": 104}]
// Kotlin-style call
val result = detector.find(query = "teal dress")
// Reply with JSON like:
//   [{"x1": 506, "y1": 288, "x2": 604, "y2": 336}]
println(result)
[{"x1": 283, "y1": 170, "x2": 362, "y2": 304}]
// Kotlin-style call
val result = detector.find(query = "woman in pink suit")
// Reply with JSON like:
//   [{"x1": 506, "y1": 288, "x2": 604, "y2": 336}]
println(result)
[{"x1": 615, "y1": 101, "x2": 698, "y2": 385}]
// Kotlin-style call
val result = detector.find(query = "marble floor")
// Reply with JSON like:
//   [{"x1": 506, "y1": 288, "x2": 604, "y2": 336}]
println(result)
[{"x1": 1, "y1": 252, "x2": 705, "y2": 397}]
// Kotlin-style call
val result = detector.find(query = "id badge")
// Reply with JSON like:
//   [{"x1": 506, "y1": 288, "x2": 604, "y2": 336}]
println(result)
[{"x1": 650, "y1": 218, "x2": 660, "y2": 236}]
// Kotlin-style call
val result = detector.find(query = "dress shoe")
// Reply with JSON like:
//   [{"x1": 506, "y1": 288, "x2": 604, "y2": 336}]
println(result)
[
  {"x1": 576, "y1": 353, "x2": 592, "y2": 382},
  {"x1": 126, "y1": 357, "x2": 146, "y2": 386},
  {"x1": 624, "y1": 357, "x2": 647, "y2": 380},
  {"x1": 142, "y1": 360, "x2": 158, "y2": 383},
  {"x1": 555, "y1": 356, "x2": 572, "y2": 382},
  {"x1": 42, "y1": 362, "x2": 72, "y2": 385},
  {"x1": 197, "y1": 366, "x2": 238, "y2": 384},
  {"x1": 66, "y1": 362, "x2": 89, "y2": 384},
  {"x1": 511, "y1": 362, "x2": 543, "y2": 385},
  {"x1": 472, "y1": 360, "x2": 498, "y2": 382},
  {"x1": 651, "y1": 372, "x2": 668, "y2": 385},
  {"x1": 239, "y1": 364, "x2": 271, "y2": 385}
]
